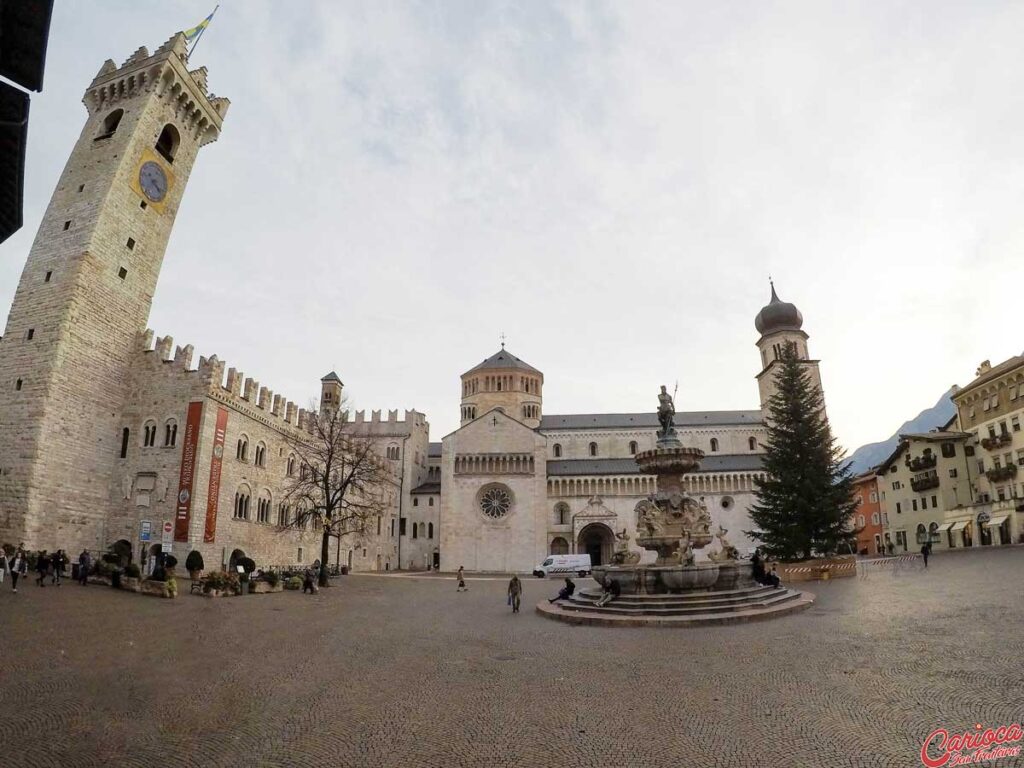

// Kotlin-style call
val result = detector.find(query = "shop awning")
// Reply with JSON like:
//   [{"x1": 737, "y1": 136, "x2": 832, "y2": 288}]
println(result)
[
  {"x1": 984, "y1": 515, "x2": 1009, "y2": 527},
  {"x1": 935, "y1": 522, "x2": 955, "y2": 532},
  {"x1": 949, "y1": 520, "x2": 969, "y2": 532}
]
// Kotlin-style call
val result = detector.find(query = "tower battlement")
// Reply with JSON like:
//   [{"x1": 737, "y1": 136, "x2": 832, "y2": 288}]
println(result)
[{"x1": 85, "y1": 33, "x2": 229, "y2": 145}]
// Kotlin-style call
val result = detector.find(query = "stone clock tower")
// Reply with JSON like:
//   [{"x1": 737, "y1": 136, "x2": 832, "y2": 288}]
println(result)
[{"x1": 0, "y1": 34, "x2": 229, "y2": 550}]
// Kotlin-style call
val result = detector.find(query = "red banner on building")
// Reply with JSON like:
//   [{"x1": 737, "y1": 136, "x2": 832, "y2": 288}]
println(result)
[
  {"x1": 174, "y1": 401, "x2": 204, "y2": 542},
  {"x1": 204, "y1": 407, "x2": 229, "y2": 543}
]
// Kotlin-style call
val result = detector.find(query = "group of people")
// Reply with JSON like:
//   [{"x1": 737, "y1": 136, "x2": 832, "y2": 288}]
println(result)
[{"x1": 1, "y1": 546, "x2": 95, "y2": 592}]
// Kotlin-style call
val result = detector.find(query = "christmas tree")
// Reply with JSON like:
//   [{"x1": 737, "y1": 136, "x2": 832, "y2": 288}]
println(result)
[{"x1": 747, "y1": 343, "x2": 857, "y2": 560}]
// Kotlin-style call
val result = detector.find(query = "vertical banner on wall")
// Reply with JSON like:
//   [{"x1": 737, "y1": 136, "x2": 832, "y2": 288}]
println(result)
[
  {"x1": 204, "y1": 407, "x2": 229, "y2": 543},
  {"x1": 174, "y1": 401, "x2": 204, "y2": 542}
]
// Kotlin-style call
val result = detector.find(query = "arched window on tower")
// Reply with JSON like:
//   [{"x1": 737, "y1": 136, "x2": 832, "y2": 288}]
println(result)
[
  {"x1": 428, "y1": 522, "x2": 434, "y2": 539},
  {"x1": 710, "y1": 438, "x2": 719, "y2": 453},
  {"x1": 255, "y1": 442, "x2": 267, "y2": 467},
  {"x1": 553, "y1": 443, "x2": 562, "y2": 458},
  {"x1": 629, "y1": 441, "x2": 638, "y2": 455},
  {"x1": 287, "y1": 455, "x2": 296, "y2": 476},
  {"x1": 156, "y1": 124, "x2": 180, "y2": 163},
  {"x1": 748, "y1": 436, "x2": 757, "y2": 451},
  {"x1": 589, "y1": 442, "x2": 598, "y2": 457},
  {"x1": 96, "y1": 109, "x2": 123, "y2": 140},
  {"x1": 236, "y1": 435, "x2": 249, "y2": 462},
  {"x1": 143, "y1": 420, "x2": 157, "y2": 448},
  {"x1": 120, "y1": 427, "x2": 130, "y2": 459}
]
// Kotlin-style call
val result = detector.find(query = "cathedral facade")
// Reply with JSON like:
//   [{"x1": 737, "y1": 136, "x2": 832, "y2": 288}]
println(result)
[
  {"x1": 438, "y1": 280, "x2": 822, "y2": 574},
  {"x1": 0, "y1": 37, "x2": 827, "y2": 575}
]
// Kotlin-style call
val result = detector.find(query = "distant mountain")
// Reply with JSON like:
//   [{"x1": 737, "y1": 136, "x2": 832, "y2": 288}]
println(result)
[{"x1": 844, "y1": 389, "x2": 958, "y2": 476}]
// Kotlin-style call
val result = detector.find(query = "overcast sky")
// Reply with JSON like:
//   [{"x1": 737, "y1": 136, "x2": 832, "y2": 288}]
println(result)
[{"x1": 4, "y1": 1, "x2": 1024, "y2": 450}]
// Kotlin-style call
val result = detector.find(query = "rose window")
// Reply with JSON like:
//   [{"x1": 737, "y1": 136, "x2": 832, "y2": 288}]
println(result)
[{"x1": 479, "y1": 486, "x2": 512, "y2": 519}]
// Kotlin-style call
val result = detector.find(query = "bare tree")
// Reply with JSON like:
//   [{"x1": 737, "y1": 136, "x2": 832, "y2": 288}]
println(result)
[{"x1": 279, "y1": 402, "x2": 394, "y2": 587}]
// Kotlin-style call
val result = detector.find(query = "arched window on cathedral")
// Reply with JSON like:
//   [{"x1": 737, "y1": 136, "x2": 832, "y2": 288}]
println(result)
[
  {"x1": 748, "y1": 436, "x2": 757, "y2": 451},
  {"x1": 164, "y1": 419, "x2": 178, "y2": 447},
  {"x1": 96, "y1": 109, "x2": 123, "y2": 140},
  {"x1": 554, "y1": 502, "x2": 569, "y2": 526},
  {"x1": 629, "y1": 441, "x2": 638, "y2": 455},
  {"x1": 236, "y1": 435, "x2": 249, "y2": 462},
  {"x1": 589, "y1": 442, "x2": 598, "y2": 457},
  {"x1": 428, "y1": 522, "x2": 434, "y2": 539},
  {"x1": 553, "y1": 443, "x2": 562, "y2": 458},
  {"x1": 278, "y1": 503, "x2": 290, "y2": 527},
  {"x1": 710, "y1": 438, "x2": 719, "y2": 453},
  {"x1": 143, "y1": 420, "x2": 157, "y2": 448},
  {"x1": 412, "y1": 523, "x2": 418, "y2": 540},
  {"x1": 156, "y1": 124, "x2": 180, "y2": 163},
  {"x1": 287, "y1": 455, "x2": 296, "y2": 476},
  {"x1": 120, "y1": 427, "x2": 130, "y2": 459}
]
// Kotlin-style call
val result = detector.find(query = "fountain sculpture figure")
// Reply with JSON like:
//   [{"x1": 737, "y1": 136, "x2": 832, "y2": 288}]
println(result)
[{"x1": 593, "y1": 386, "x2": 749, "y2": 594}]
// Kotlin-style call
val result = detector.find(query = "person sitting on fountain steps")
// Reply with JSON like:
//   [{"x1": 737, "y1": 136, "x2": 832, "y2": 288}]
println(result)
[
  {"x1": 548, "y1": 577, "x2": 576, "y2": 603},
  {"x1": 595, "y1": 574, "x2": 621, "y2": 607},
  {"x1": 751, "y1": 550, "x2": 782, "y2": 589}
]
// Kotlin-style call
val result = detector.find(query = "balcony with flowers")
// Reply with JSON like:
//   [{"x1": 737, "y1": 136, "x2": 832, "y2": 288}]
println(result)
[
  {"x1": 980, "y1": 433, "x2": 1012, "y2": 451},
  {"x1": 985, "y1": 463, "x2": 1017, "y2": 483},
  {"x1": 910, "y1": 473, "x2": 940, "y2": 493}
]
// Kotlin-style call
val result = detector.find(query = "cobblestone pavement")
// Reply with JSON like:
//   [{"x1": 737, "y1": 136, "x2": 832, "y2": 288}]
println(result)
[{"x1": 1, "y1": 547, "x2": 1023, "y2": 768}]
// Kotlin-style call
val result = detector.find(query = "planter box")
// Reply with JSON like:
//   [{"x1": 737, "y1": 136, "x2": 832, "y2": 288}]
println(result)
[
  {"x1": 87, "y1": 575, "x2": 112, "y2": 587},
  {"x1": 121, "y1": 576, "x2": 141, "y2": 593},
  {"x1": 249, "y1": 581, "x2": 283, "y2": 594}
]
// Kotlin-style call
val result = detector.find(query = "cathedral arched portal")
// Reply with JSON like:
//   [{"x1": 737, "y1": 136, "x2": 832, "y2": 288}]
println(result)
[{"x1": 577, "y1": 523, "x2": 614, "y2": 567}]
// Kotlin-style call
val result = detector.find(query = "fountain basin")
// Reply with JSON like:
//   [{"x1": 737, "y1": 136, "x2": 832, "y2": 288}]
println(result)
[
  {"x1": 712, "y1": 560, "x2": 756, "y2": 591},
  {"x1": 655, "y1": 563, "x2": 719, "y2": 592}
]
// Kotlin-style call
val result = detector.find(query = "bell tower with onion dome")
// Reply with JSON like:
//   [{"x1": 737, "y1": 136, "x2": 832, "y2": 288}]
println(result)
[{"x1": 754, "y1": 281, "x2": 825, "y2": 416}]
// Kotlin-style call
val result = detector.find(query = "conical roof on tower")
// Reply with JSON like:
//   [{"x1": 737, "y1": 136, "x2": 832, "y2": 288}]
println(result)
[{"x1": 463, "y1": 349, "x2": 541, "y2": 377}]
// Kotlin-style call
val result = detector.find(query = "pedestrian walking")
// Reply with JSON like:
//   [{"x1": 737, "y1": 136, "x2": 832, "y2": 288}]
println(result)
[
  {"x1": 52, "y1": 549, "x2": 66, "y2": 586},
  {"x1": 456, "y1": 566, "x2": 468, "y2": 592},
  {"x1": 10, "y1": 548, "x2": 28, "y2": 592},
  {"x1": 920, "y1": 542, "x2": 931, "y2": 568},
  {"x1": 507, "y1": 574, "x2": 522, "y2": 613},
  {"x1": 548, "y1": 577, "x2": 576, "y2": 603},
  {"x1": 78, "y1": 549, "x2": 91, "y2": 586},
  {"x1": 302, "y1": 566, "x2": 317, "y2": 594},
  {"x1": 0, "y1": 550, "x2": 8, "y2": 586},
  {"x1": 35, "y1": 550, "x2": 49, "y2": 587}
]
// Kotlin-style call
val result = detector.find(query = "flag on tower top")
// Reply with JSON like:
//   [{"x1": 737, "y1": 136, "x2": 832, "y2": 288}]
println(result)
[{"x1": 183, "y1": 8, "x2": 217, "y2": 44}]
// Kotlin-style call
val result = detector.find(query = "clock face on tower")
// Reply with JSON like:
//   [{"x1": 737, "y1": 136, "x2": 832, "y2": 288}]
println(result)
[{"x1": 138, "y1": 161, "x2": 168, "y2": 202}]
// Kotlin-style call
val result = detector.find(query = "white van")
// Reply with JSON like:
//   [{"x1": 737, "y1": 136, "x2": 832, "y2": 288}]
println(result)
[{"x1": 533, "y1": 554, "x2": 592, "y2": 578}]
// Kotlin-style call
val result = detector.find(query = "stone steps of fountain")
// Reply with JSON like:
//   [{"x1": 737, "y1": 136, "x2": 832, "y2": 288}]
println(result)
[
  {"x1": 536, "y1": 589, "x2": 815, "y2": 627},
  {"x1": 560, "y1": 588, "x2": 803, "y2": 616},
  {"x1": 575, "y1": 583, "x2": 778, "y2": 607}
]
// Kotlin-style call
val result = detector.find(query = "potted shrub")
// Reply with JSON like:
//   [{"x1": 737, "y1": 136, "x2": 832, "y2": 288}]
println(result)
[
  {"x1": 249, "y1": 570, "x2": 283, "y2": 594},
  {"x1": 185, "y1": 550, "x2": 204, "y2": 580},
  {"x1": 284, "y1": 575, "x2": 303, "y2": 590}
]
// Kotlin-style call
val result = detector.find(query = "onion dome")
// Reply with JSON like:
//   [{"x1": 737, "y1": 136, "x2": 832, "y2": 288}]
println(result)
[{"x1": 754, "y1": 282, "x2": 803, "y2": 335}]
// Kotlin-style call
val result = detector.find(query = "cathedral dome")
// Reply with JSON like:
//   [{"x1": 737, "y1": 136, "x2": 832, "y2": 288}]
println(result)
[
  {"x1": 463, "y1": 348, "x2": 541, "y2": 377},
  {"x1": 754, "y1": 283, "x2": 803, "y2": 335}
]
